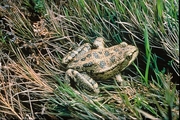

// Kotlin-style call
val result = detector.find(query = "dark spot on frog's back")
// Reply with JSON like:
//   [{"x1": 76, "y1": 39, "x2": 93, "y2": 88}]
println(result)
[
  {"x1": 104, "y1": 51, "x2": 110, "y2": 56},
  {"x1": 99, "y1": 61, "x2": 106, "y2": 68},
  {"x1": 98, "y1": 51, "x2": 102, "y2": 54},
  {"x1": 110, "y1": 55, "x2": 116, "y2": 63},
  {"x1": 86, "y1": 54, "x2": 92, "y2": 58},
  {"x1": 75, "y1": 66, "x2": 80, "y2": 70},
  {"x1": 81, "y1": 58, "x2": 86, "y2": 61},
  {"x1": 83, "y1": 62, "x2": 94, "y2": 67},
  {"x1": 118, "y1": 51, "x2": 122, "y2": 55},
  {"x1": 113, "y1": 48, "x2": 119, "y2": 52},
  {"x1": 93, "y1": 52, "x2": 99, "y2": 58},
  {"x1": 73, "y1": 60, "x2": 79, "y2": 63}
]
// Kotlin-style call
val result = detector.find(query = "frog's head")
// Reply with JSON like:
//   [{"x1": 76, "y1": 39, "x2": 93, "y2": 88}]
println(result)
[{"x1": 117, "y1": 42, "x2": 139, "y2": 71}]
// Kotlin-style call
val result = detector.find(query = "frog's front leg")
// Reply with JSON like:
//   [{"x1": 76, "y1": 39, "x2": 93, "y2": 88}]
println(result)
[
  {"x1": 65, "y1": 69, "x2": 100, "y2": 94},
  {"x1": 62, "y1": 43, "x2": 91, "y2": 64}
]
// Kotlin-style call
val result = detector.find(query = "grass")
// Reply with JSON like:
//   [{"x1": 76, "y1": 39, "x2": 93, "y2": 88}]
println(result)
[
  {"x1": 0, "y1": 0, "x2": 179, "y2": 119},
  {"x1": 144, "y1": 25, "x2": 151, "y2": 85}
]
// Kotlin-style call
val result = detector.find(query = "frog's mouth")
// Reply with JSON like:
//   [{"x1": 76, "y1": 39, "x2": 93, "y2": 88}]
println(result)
[{"x1": 128, "y1": 49, "x2": 139, "y2": 66}]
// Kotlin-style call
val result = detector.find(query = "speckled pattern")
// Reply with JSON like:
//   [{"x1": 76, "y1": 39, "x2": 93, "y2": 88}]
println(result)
[{"x1": 62, "y1": 37, "x2": 138, "y2": 94}]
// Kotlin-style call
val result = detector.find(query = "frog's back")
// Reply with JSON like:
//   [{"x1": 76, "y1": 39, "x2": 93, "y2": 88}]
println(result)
[
  {"x1": 67, "y1": 45, "x2": 125, "y2": 76},
  {"x1": 67, "y1": 42, "x2": 138, "y2": 80}
]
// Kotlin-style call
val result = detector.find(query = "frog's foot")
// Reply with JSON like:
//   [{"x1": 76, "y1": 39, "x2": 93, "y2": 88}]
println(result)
[
  {"x1": 115, "y1": 74, "x2": 128, "y2": 86},
  {"x1": 65, "y1": 69, "x2": 100, "y2": 94},
  {"x1": 62, "y1": 43, "x2": 91, "y2": 64},
  {"x1": 93, "y1": 37, "x2": 105, "y2": 49},
  {"x1": 115, "y1": 74, "x2": 124, "y2": 83}
]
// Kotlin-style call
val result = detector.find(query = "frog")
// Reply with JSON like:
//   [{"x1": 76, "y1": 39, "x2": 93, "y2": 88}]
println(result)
[{"x1": 62, "y1": 37, "x2": 138, "y2": 94}]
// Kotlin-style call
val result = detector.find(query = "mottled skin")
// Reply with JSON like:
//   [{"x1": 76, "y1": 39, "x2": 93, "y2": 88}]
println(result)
[{"x1": 62, "y1": 37, "x2": 138, "y2": 94}]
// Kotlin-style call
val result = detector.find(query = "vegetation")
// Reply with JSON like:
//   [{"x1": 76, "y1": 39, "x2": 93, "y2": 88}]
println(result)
[{"x1": 0, "y1": 0, "x2": 179, "y2": 119}]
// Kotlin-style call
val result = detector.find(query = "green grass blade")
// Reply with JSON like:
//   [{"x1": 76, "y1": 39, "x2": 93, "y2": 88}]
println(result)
[{"x1": 144, "y1": 25, "x2": 151, "y2": 85}]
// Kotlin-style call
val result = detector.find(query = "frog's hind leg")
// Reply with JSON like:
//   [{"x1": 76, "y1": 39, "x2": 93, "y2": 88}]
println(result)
[
  {"x1": 65, "y1": 69, "x2": 100, "y2": 94},
  {"x1": 62, "y1": 43, "x2": 92, "y2": 64}
]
